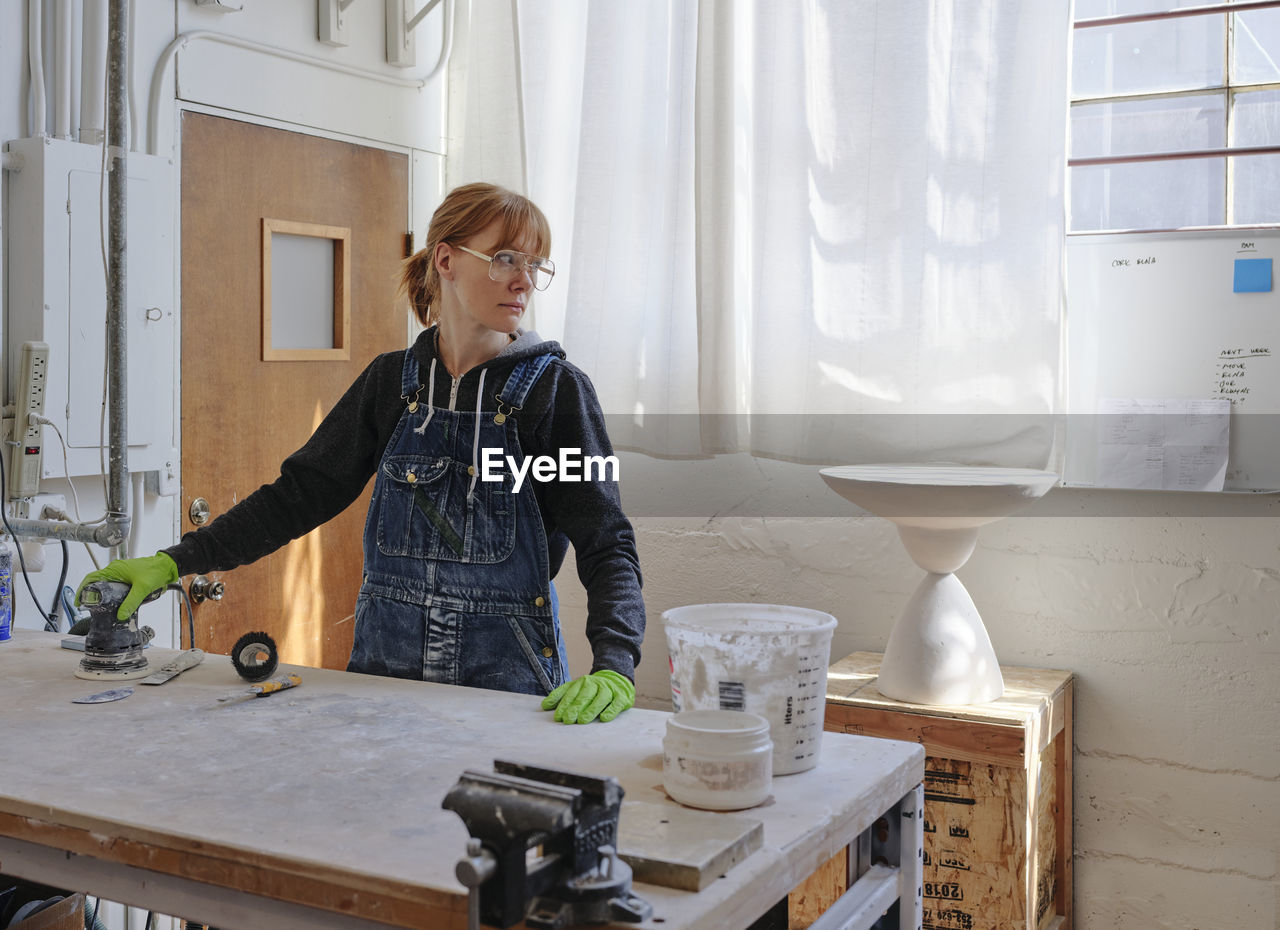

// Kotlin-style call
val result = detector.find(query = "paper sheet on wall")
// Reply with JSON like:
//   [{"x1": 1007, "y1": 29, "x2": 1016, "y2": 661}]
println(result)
[{"x1": 1097, "y1": 398, "x2": 1230, "y2": 491}]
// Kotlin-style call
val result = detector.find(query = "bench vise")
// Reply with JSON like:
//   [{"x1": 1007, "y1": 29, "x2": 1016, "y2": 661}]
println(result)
[{"x1": 442, "y1": 760, "x2": 653, "y2": 929}]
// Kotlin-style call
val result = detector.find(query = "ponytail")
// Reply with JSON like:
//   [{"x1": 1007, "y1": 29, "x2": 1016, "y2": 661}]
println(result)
[{"x1": 398, "y1": 248, "x2": 438, "y2": 328}]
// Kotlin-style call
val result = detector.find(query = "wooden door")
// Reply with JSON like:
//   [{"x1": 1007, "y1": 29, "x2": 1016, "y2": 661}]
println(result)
[{"x1": 180, "y1": 113, "x2": 408, "y2": 668}]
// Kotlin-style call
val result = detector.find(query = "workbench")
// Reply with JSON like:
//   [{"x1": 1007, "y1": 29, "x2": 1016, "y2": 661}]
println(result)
[{"x1": 0, "y1": 631, "x2": 924, "y2": 930}]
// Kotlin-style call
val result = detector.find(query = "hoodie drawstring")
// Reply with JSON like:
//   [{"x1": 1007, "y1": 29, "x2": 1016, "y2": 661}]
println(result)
[
  {"x1": 412, "y1": 358, "x2": 438, "y2": 435},
  {"x1": 410, "y1": 353, "x2": 495, "y2": 500},
  {"x1": 468, "y1": 368, "x2": 487, "y2": 499}
]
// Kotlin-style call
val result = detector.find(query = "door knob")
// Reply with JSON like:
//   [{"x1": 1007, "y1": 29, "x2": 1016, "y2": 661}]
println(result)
[
  {"x1": 189, "y1": 497, "x2": 211, "y2": 526},
  {"x1": 190, "y1": 575, "x2": 225, "y2": 603}
]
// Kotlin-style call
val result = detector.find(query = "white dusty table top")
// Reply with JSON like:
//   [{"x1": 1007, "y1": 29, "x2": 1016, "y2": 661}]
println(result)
[{"x1": 0, "y1": 631, "x2": 923, "y2": 929}]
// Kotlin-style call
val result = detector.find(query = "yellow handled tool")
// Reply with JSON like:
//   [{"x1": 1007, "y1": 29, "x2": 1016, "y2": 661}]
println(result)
[{"x1": 217, "y1": 673, "x2": 301, "y2": 703}]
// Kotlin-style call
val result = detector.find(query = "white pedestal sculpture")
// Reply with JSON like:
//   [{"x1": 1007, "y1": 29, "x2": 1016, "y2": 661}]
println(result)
[{"x1": 819, "y1": 465, "x2": 1058, "y2": 705}]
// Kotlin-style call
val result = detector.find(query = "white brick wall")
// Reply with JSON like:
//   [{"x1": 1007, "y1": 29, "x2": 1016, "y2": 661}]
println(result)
[{"x1": 559, "y1": 494, "x2": 1280, "y2": 928}]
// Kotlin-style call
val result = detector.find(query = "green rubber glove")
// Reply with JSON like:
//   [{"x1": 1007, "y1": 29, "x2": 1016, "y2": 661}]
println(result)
[
  {"x1": 541, "y1": 670, "x2": 636, "y2": 724},
  {"x1": 75, "y1": 552, "x2": 180, "y2": 621}
]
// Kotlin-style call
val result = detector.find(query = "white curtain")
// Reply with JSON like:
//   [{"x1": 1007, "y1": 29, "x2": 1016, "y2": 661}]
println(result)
[{"x1": 448, "y1": 0, "x2": 1071, "y2": 469}]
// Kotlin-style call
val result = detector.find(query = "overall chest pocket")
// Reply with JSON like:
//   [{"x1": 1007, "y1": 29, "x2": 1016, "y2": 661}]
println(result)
[{"x1": 375, "y1": 454, "x2": 517, "y2": 563}]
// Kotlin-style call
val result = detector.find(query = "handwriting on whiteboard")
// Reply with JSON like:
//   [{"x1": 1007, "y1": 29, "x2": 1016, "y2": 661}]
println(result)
[{"x1": 1215, "y1": 347, "x2": 1272, "y2": 405}]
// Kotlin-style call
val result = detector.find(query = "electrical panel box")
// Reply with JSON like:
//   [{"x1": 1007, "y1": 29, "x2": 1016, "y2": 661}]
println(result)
[{"x1": 4, "y1": 136, "x2": 176, "y2": 483}]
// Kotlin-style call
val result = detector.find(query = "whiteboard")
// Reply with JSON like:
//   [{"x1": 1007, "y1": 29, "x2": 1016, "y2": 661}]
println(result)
[{"x1": 1065, "y1": 229, "x2": 1280, "y2": 491}]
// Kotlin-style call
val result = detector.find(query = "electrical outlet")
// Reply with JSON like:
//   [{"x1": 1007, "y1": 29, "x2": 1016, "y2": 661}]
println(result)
[{"x1": 9, "y1": 342, "x2": 50, "y2": 500}]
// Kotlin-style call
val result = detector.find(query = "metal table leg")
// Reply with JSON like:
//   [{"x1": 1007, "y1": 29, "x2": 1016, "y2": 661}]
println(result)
[{"x1": 804, "y1": 782, "x2": 924, "y2": 930}]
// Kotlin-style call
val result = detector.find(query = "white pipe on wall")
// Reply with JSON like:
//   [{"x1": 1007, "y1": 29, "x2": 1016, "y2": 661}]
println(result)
[
  {"x1": 127, "y1": 471, "x2": 143, "y2": 559},
  {"x1": 80, "y1": 0, "x2": 107, "y2": 143},
  {"x1": 28, "y1": 0, "x2": 47, "y2": 137},
  {"x1": 55, "y1": 0, "x2": 72, "y2": 138},
  {"x1": 146, "y1": 3, "x2": 455, "y2": 155},
  {"x1": 69, "y1": 0, "x2": 82, "y2": 143}
]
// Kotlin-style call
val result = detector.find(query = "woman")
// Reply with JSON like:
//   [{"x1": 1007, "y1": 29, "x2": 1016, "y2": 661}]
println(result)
[{"x1": 79, "y1": 183, "x2": 644, "y2": 724}]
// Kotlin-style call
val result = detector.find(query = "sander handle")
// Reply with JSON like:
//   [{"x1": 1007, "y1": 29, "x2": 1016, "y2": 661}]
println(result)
[{"x1": 80, "y1": 579, "x2": 165, "y2": 623}]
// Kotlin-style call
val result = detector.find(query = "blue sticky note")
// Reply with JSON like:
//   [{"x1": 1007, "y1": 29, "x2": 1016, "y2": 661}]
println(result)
[{"x1": 1233, "y1": 257, "x2": 1272, "y2": 293}]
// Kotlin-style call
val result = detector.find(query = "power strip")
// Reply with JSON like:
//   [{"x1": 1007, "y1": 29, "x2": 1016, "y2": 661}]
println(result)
[{"x1": 9, "y1": 341, "x2": 50, "y2": 499}]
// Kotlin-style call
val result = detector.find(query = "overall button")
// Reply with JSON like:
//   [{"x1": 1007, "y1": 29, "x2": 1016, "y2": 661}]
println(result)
[
  {"x1": 467, "y1": 465, "x2": 476, "y2": 476},
  {"x1": 541, "y1": 646, "x2": 554, "y2": 658},
  {"x1": 534, "y1": 596, "x2": 546, "y2": 607},
  {"x1": 406, "y1": 471, "x2": 417, "y2": 484}
]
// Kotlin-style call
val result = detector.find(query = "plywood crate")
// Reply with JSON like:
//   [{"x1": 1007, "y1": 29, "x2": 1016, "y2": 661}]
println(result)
[
  {"x1": 823, "y1": 653, "x2": 1073, "y2": 930},
  {"x1": 9, "y1": 893, "x2": 84, "y2": 930}
]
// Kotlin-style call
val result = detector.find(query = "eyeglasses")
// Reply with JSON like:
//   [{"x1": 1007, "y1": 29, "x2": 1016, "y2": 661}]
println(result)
[{"x1": 453, "y1": 244, "x2": 556, "y2": 291}]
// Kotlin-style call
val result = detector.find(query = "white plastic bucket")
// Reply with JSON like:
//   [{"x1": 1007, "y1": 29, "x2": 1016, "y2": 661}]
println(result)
[{"x1": 662, "y1": 603, "x2": 838, "y2": 775}]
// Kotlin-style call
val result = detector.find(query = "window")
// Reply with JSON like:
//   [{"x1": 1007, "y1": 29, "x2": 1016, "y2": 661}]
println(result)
[{"x1": 1070, "y1": 0, "x2": 1280, "y2": 231}]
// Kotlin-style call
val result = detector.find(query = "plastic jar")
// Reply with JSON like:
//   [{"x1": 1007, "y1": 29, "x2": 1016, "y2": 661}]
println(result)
[{"x1": 662, "y1": 710, "x2": 773, "y2": 811}]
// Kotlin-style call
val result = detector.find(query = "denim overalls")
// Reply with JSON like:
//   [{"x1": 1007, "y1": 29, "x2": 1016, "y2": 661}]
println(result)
[{"x1": 348, "y1": 348, "x2": 570, "y2": 695}]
